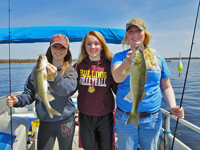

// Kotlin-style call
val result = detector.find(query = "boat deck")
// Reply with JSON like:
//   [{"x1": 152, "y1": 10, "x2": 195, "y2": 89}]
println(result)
[{"x1": 1, "y1": 92, "x2": 200, "y2": 150}]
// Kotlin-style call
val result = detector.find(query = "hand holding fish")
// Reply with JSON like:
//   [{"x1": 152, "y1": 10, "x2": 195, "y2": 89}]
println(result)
[
  {"x1": 34, "y1": 54, "x2": 61, "y2": 118},
  {"x1": 171, "y1": 106, "x2": 184, "y2": 119},
  {"x1": 124, "y1": 42, "x2": 143, "y2": 68},
  {"x1": 122, "y1": 51, "x2": 134, "y2": 70},
  {"x1": 7, "y1": 93, "x2": 18, "y2": 107},
  {"x1": 46, "y1": 63, "x2": 58, "y2": 79},
  {"x1": 126, "y1": 50, "x2": 134, "y2": 63}
]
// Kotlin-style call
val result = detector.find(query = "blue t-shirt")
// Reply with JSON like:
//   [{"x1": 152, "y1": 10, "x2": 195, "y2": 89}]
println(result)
[{"x1": 111, "y1": 49, "x2": 171, "y2": 113}]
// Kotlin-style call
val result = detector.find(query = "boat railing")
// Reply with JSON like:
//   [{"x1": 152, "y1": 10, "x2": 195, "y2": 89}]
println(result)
[
  {"x1": 1, "y1": 93, "x2": 200, "y2": 150},
  {"x1": 160, "y1": 108, "x2": 200, "y2": 150}
]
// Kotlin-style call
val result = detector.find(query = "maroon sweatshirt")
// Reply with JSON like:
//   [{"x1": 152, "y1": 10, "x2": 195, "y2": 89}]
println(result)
[{"x1": 76, "y1": 57, "x2": 118, "y2": 116}]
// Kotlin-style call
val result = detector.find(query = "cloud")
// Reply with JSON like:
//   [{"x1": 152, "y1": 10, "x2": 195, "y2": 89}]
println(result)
[{"x1": 0, "y1": 0, "x2": 200, "y2": 59}]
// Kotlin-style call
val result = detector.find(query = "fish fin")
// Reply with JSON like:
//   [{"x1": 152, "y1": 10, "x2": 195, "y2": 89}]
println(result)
[
  {"x1": 35, "y1": 92, "x2": 41, "y2": 99},
  {"x1": 43, "y1": 73, "x2": 47, "y2": 81},
  {"x1": 47, "y1": 83, "x2": 54, "y2": 93},
  {"x1": 124, "y1": 92, "x2": 133, "y2": 103},
  {"x1": 46, "y1": 93, "x2": 55, "y2": 102},
  {"x1": 48, "y1": 108, "x2": 61, "y2": 118},
  {"x1": 125, "y1": 113, "x2": 139, "y2": 128},
  {"x1": 33, "y1": 69, "x2": 37, "y2": 89},
  {"x1": 142, "y1": 90, "x2": 147, "y2": 100},
  {"x1": 48, "y1": 88, "x2": 54, "y2": 93},
  {"x1": 144, "y1": 91, "x2": 147, "y2": 98},
  {"x1": 35, "y1": 69, "x2": 41, "y2": 72},
  {"x1": 47, "y1": 75, "x2": 54, "y2": 81},
  {"x1": 122, "y1": 67, "x2": 132, "y2": 75}
]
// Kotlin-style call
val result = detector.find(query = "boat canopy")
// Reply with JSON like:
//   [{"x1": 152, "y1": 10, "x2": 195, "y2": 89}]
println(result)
[{"x1": 0, "y1": 26, "x2": 126, "y2": 44}]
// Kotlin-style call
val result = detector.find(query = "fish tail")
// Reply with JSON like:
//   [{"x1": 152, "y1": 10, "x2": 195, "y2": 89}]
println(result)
[
  {"x1": 125, "y1": 113, "x2": 139, "y2": 128},
  {"x1": 48, "y1": 108, "x2": 61, "y2": 118}
]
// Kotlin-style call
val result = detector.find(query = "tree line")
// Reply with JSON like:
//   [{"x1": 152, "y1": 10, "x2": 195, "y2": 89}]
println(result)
[
  {"x1": 0, "y1": 57, "x2": 199, "y2": 64},
  {"x1": 0, "y1": 59, "x2": 78, "y2": 64},
  {"x1": 0, "y1": 59, "x2": 37, "y2": 64},
  {"x1": 165, "y1": 57, "x2": 200, "y2": 60}
]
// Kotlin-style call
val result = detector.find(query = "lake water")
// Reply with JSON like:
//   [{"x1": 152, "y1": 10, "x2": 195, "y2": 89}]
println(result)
[
  {"x1": 161, "y1": 59, "x2": 200, "y2": 150},
  {"x1": 0, "y1": 60, "x2": 200, "y2": 149}
]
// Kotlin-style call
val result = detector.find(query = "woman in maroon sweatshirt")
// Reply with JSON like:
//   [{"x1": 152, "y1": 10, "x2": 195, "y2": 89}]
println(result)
[{"x1": 75, "y1": 31, "x2": 117, "y2": 150}]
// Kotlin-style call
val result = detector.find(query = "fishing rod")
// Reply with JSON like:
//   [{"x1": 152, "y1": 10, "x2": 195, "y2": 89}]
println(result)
[
  {"x1": 8, "y1": 0, "x2": 14, "y2": 149},
  {"x1": 171, "y1": 0, "x2": 200, "y2": 149}
]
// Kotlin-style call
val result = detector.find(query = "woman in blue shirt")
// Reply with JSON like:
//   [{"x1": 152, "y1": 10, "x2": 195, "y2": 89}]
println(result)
[{"x1": 111, "y1": 18, "x2": 184, "y2": 150}]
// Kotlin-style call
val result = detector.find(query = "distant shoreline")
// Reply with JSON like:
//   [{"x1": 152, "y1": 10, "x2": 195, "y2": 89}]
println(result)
[
  {"x1": 165, "y1": 57, "x2": 200, "y2": 60},
  {"x1": 0, "y1": 59, "x2": 78, "y2": 64},
  {"x1": 0, "y1": 58, "x2": 199, "y2": 64}
]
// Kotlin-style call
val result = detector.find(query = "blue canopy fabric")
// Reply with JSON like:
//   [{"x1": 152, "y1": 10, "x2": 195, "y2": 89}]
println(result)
[{"x1": 0, "y1": 26, "x2": 126, "y2": 44}]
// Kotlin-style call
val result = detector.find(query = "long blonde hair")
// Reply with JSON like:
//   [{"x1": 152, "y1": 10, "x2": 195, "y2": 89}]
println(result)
[
  {"x1": 122, "y1": 28, "x2": 160, "y2": 70},
  {"x1": 76, "y1": 31, "x2": 113, "y2": 65}
]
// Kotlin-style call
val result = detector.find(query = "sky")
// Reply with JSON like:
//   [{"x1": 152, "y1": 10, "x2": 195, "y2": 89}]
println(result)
[{"x1": 0, "y1": 0, "x2": 200, "y2": 59}]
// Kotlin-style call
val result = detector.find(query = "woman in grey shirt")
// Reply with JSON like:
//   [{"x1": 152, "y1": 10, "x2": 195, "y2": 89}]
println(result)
[{"x1": 7, "y1": 33, "x2": 78, "y2": 150}]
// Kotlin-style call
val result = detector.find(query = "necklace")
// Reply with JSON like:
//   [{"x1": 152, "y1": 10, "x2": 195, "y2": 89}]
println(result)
[
  {"x1": 88, "y1": 61, "x2": 97, "y2": 93},
  {"x1": 88, "y1": 86, "x2": 95, "y2": 93}
]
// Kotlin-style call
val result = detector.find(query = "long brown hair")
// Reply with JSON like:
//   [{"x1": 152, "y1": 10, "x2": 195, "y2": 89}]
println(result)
[
  {"x1": 46, "y1": 44, "x2": 74, "y2": 79},
  {"x1": 76, "y1": 31, "x2": 113, "y2": 65}
]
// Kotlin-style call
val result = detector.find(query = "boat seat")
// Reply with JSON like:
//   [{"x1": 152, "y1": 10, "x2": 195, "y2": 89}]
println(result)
[
  {"x1": 0, "y1": 92, "x2": 36, "y2": 118},
  {"x1": 8, "y1": 101, "x2": 37, "y2": 118},
  {"x1": 0, "y1": 116, "x2": 29, "y2": 150}
]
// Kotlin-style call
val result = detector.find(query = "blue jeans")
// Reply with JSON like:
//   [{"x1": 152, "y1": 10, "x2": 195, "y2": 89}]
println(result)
[{"x1": 115, "y1": 108, "x2": 162, "y2": 150}]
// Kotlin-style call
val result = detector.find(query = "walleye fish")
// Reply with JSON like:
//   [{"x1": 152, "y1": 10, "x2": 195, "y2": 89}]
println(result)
[
  {"x1": 33, "y1": 54, "x2": 61, "y2": 118},
  {"x1": 122, "y1": 44, "x2": 148, "y2": 128}
]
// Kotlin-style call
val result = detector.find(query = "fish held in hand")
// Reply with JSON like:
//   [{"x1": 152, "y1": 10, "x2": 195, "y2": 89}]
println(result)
[
  {"x1": 122, "y1": 44, "x2": 148, "y2": 128},
  {"x1": 33, "y1": 54, "x2": 61, "y2": 118}
]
